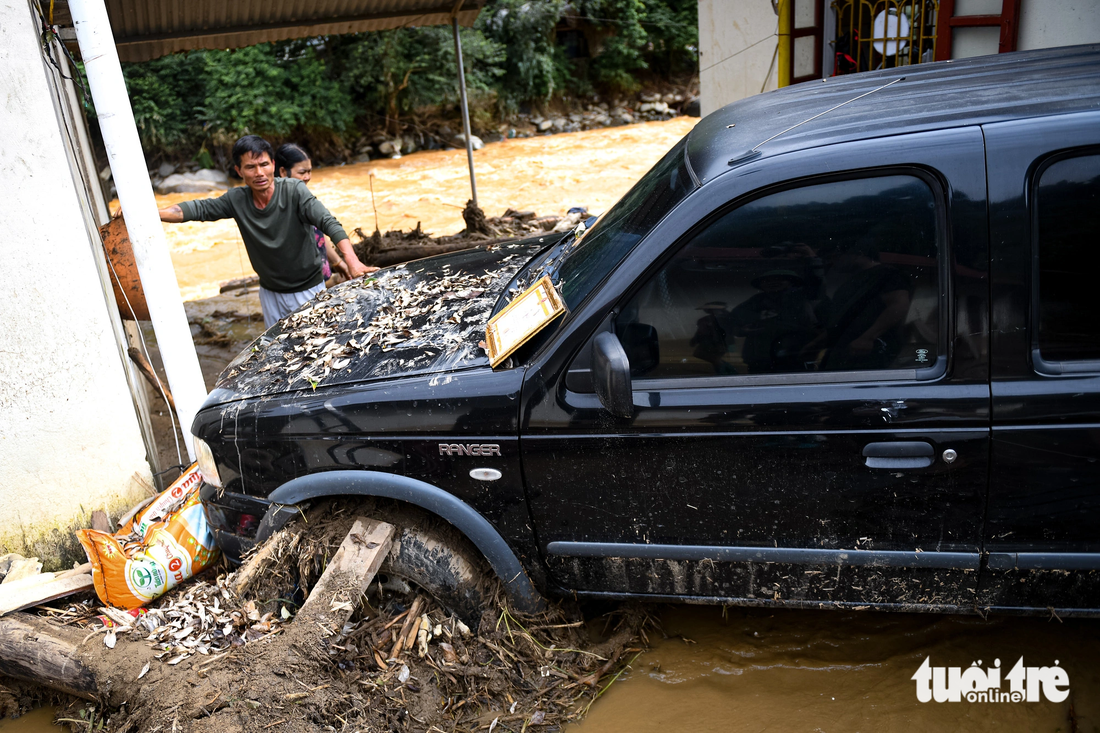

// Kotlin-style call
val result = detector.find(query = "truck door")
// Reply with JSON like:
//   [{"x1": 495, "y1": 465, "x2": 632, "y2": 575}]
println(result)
[
  {"x1": 982, "y1": 111, "x2": 1100, "y2": 612},
  {"x1": 521, "y1": 128, "x2": 991, "y2": 609}
]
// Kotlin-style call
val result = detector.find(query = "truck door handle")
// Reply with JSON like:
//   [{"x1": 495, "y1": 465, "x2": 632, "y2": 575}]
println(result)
[{"x1": 862, "y1": 441, "x2": 934, "y2": 469}]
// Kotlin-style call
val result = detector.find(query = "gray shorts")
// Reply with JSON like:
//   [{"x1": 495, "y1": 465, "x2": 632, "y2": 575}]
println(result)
[{"x1": 259, "y1": 282, "x2": 325, "y2": 329}]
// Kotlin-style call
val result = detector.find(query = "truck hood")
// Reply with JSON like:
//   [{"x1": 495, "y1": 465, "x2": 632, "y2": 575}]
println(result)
[{"x1": 204, "y1": 238, "x2": 552, "y2": 405}]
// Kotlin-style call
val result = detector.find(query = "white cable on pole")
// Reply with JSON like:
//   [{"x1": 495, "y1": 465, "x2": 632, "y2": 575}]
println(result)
[
  {"x1": 69, "y1": 0, "x2": 208, "y2": 460},
  {"x1": 452, "y1": 16, "x2": 479, "y2": 208}
]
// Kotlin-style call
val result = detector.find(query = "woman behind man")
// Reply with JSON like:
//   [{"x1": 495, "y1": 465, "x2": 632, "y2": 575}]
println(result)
[{"x1": 275, "y1": 143, "x2": 351, "y2": 286}]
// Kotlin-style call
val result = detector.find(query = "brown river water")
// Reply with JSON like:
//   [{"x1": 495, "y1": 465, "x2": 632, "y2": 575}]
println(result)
[
  {"x1": 571, "y1": 606, "x2": 1098, "y2": 732},
  {"x1": 62, "y1": 117, "x2": 1096, "y2": 732},
  {"x1": 154, "y1": 117, "x2": 699, "y2": 301}
]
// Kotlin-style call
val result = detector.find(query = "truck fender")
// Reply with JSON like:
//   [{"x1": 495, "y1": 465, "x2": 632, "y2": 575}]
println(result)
[{"x1": 257, "y1": 470, "x2": 546, "y2": 613}]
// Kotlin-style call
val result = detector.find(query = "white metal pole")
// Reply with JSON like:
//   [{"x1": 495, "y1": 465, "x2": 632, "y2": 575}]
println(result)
[
  {"x1": 69, "y1": 0, "x2": 207, "y2": 460},
  {"x1": 452, "y1": 16, "x2": 478, "y2": 208}
]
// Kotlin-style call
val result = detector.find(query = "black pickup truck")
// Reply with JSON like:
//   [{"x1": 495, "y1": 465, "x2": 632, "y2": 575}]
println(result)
[{"x1": 192, "y1": 44, "x2": 1100, "y2": 620}]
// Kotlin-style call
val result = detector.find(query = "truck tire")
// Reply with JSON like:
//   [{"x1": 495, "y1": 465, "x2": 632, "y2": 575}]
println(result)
[{"x1": 361, "y1": 499, "x2": 489, "y2": 626}]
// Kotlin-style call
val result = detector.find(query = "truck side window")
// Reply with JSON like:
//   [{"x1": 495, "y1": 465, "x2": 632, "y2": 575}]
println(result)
[
  {"x1": 1036, "y1": 153, "x2": 1100, "y2": 364},
  {"x1": 616, "y1": 174, "x2": 942, "y2": 380}
]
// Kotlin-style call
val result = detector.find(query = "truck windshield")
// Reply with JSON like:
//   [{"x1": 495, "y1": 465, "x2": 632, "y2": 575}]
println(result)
[{"x1": 555, "y1": 138, "x2": 695, "y2": 308}]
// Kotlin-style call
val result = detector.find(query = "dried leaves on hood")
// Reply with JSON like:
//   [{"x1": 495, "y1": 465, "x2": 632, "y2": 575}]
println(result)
[{"x1": 222, "y1": 246, "x2": 534, "y2": 392}]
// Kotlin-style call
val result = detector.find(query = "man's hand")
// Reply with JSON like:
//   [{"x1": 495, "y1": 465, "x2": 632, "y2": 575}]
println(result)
[
  {"x1": 335, "y1": 239, "x2": 379, "y2": 279},
  {"x1": 159, "y1": 205, "x2": 184, "y2": 223},
  {"x1": 345, "y1": 260, "x2": 380, "y2": 279}
]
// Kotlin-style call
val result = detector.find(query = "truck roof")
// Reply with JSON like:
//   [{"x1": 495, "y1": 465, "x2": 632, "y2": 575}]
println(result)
[{"x1": 687, "y1": 43, "x2": 1100, "y2": 185}]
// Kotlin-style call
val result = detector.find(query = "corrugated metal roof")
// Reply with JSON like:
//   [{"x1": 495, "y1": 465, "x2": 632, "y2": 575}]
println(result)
[{"x1": 56, "y1": 0, "x2": 484, "y2": 62}]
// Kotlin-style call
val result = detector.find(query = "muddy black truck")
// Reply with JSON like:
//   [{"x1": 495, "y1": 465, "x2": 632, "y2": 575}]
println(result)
[{"x1": 193, "y1": 45, "x2": 1100, "y2": 620}]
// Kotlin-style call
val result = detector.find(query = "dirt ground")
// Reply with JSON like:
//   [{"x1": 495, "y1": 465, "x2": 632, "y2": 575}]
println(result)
[{"x1": 3, "y1": 497, "x2": 654, "y2": 733}]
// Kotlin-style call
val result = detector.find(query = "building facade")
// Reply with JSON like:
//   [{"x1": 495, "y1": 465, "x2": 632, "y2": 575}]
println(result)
[{"x1": 699, "y1": 0, "x2": 1100, "y2": 116}]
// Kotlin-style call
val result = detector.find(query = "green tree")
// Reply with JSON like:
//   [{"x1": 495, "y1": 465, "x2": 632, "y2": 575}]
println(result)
[
  {"x1": 641, "y1": 0, "x2": 699, "y2": 77},
  {"x1": 122, "y1": 53, "x2": 203, "y2": 152},
  {"x1": 198, "y1": 43, "x2": 354, "y2": 140},
  {"x1": 115, "y1": 0, "x2": 697, "y2": 161},
  {"x1": 478, "y1": 0, "x2": 571, "y2": 111},
  {"x1": 333, "y1": 26, "x2": 503, "y2": 135},
  {"x1": 579, "y1": 0, "x2": 649, "y2": 92}
]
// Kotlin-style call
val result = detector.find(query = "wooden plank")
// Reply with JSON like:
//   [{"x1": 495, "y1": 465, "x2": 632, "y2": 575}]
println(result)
[
  {"x1": 57, "y1": 563, "x2": 92, "y2": 580},
  {"x1": 0, "y1": 574, "x2": 94, "y2": 616},
  {"x1": 90, "y1": 510, "x2": 112, "y2": 533},
  {"x1": 295, "y1": 518, "x2": 395, "y2": 631}
]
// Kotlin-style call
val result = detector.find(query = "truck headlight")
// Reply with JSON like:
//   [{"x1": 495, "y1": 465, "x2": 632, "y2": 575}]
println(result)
[{"x1": 193, "y1": 436, "x2": 223, "y2": 488}]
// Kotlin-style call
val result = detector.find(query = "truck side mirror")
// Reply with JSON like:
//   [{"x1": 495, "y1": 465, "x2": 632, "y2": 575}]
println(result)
[{"x1": 592, "y1": 332, "x2": 634, "y2": 418}]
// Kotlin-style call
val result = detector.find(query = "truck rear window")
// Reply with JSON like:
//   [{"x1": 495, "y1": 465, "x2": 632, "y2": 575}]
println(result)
[{"x1": 1036, "y1": 153, "x2": 1100, "y2": 364}]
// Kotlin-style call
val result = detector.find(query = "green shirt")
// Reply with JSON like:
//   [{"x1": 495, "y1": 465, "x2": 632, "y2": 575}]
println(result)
[{"x1": 179, "y1": 177, "x2": 349, "y2": 293}]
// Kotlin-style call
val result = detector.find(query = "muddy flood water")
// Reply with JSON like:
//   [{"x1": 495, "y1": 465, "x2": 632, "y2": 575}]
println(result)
[
  {"x1": 569, "y1": 606, "x2": 1098, "y2": 732},
  {"x1": 156, "y1": 117, "x2": 699, "y2": 301}
]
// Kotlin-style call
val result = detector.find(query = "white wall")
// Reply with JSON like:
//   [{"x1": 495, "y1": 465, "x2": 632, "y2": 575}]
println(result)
[
  {"x1": 699, "y1": 0, "x2": 779, "y2": 117},
  {"x1": 1018, "y1": 0, "x2": 1100, "y2": 51},
  {"x1": 0, "y1": 0, "x2": 152, "y2": 567}
]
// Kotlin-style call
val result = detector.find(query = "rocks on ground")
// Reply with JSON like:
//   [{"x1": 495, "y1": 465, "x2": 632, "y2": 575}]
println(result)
[{"x1": 152, "y1": 167, "x2": 230, "y2": 195}]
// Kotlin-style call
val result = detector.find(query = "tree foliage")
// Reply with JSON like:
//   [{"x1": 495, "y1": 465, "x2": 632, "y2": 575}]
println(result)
[
  {"x1": 478, "y1": 0, "x2": 572, "y2": 111},
  {"x1": 331, "y1": 26, "x2": 504, "y2": 134},
  {"x1": 118, "y1": 0, "x2": 697, "y2": 158}
]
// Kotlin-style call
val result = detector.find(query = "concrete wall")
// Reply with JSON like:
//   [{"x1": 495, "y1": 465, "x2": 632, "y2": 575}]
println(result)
[
  {"x1": 1018, "y1": 0, "x2": 1100, "y2": 51},
  {"x1": 0, "y1": 0, "x2": 152, "y2": 568},
  {"x1": 698, "y1": 0, "x2": 779, "y2": 117}
]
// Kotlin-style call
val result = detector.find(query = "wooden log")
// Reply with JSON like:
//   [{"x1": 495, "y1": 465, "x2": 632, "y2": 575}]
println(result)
[
  {"x1": 368, "y1": 241, "x2": 483, "y2": 268},
  {"x1": 219, "y1": 274, "x2": 260, "y2": 294},
  {"x1": 116, "y1": 496, "x2": 155, "y2": 532},
  {"x1": 0, "y1": 614, "x2": 97, "y2": 699},
  {"x1": 295, "y1": 518, "x2": 394, "y2": 633},
  {"x1": 229, "y1": 529, "x2": 296, "y2": 598}
]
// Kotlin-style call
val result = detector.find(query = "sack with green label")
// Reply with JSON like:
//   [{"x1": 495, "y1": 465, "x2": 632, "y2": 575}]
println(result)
[{"x1": 76, "y1": 464, "x2": 220, "y2": 609}]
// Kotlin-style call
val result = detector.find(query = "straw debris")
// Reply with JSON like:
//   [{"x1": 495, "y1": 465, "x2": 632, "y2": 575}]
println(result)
[{"x1": 10, "y1": 501, "x2": 655, "y2": 732}]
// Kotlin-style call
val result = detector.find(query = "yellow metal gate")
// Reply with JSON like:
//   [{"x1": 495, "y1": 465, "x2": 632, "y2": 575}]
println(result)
[{"x1": 831, "y1": 0, "x2": 939, "y2": 74}]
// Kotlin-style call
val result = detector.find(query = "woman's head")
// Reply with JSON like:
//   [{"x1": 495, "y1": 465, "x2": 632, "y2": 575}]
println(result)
[{"x1": 275, "y1": 143, "x2": 312, "y2": 182}]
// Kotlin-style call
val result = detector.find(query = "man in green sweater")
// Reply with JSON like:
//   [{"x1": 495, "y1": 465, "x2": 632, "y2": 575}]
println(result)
[{"x1": 159, "y1": 135, "x2": 376, "y2": 328}]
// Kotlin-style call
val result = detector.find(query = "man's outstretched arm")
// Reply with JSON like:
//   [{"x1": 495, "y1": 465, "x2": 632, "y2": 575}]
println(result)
[
  {"x1": 334, "y1": 239, "x2": 378, "y2": 279},
  {"x1": 158, "y1": 204, "x2": 184, "y2": 222}
]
